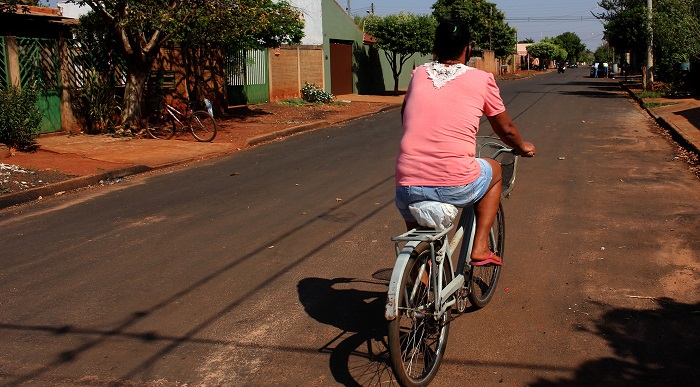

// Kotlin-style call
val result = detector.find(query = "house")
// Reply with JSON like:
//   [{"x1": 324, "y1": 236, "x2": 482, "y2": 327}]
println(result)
[
  {"x1": 268, "y1": 0, "x2": 432, "y2": 101},
  {"x1": 1, "y1": 5, "x2": 77, "y2": 133}
]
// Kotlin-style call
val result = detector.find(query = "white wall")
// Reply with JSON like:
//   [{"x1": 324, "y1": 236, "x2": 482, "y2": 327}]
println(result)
[
  {"x1": 57, "y1": 2, "x2": 91, "y2": 19},
  {"x1": 288, "y1": 0, "x2": 323, "y2": 45}
]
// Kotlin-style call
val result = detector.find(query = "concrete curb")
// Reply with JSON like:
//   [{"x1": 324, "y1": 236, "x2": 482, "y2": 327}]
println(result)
[
  {"x1": 620, "y1": 82, "x2": 700, "y2": 155},
  {"x1": 0, "y1": 165, "x2": 151, "y2": 209},
  {"x1": 245, "y1": 103, "x2": 402, "y2": 146}
]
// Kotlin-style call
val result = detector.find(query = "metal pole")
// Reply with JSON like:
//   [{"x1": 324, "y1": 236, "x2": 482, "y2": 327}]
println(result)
[{"x1": 646, "y1": 0, "x2": 654, "y2": 87}]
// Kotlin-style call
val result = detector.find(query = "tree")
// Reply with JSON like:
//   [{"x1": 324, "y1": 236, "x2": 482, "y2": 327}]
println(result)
[
  {"x1": 364, "y1": 13, "x2": 436, "y2": 95},
  {"x1": 519, "y1": 38, "x2": 535, "y2": 44},
  {"x1": 432, "y1": 0, "x2": 516, "y2": 60},
  {"x1": 594, "y1": 42, "x2": 614, "y2": 62},
  {"x1": 526, "y1": 41, "x2": 566, "y2": 68},
  {"x1": 76, "y1": 0, "x2": 303, "y2": 128},
  {"x1": 595, "y1": 0, "x2": 649, "y2": 62},
  {"x1": 555, "y1": 32, "x2": 586, "y2": 62},
  {"x1": 652, "y1": 0, "x2": 700, "y2": 83}
]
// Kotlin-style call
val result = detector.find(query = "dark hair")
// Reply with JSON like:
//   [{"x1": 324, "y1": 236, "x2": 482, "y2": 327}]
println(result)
[{"x1": 433, "y1": 20, "x2": 471, "y2": 63}]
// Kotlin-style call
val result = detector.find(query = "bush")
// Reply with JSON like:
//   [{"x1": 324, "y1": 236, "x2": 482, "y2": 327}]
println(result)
[
  {"x1": 301, "y1": 82, "x2": 334, "y2": 104},
  {"x1": 0, "y1": 83, "x2": 42, "y2": 149},
  {"x1": 78, "y1": 72, "x2": 122, "y2": 134}
]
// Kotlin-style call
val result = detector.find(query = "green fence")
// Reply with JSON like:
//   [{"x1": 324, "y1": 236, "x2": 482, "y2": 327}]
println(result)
[
  {"x1": 0, "y1": 37, "x2": 7, "y2": 87},
  {"x1": 63, "y1": 39, "x2": 127, "y2": 89},
  {"x1": 17, "y1": 37, "x2": 61, "y2": 133},
  {"x1": 226, "y1": 49, "x2": 269, "y2": 105}
]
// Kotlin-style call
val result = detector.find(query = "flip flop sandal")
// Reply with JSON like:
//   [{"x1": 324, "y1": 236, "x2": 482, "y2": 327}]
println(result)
[{"x1": 470, "y1": 251, "x2": 502, "y2": 266}]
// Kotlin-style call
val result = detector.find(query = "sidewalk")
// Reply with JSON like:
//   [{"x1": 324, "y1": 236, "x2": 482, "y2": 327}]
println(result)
[
  {"x1": 0, "y1": 94, "x2": 403, "y2": 209},
  {"x1": 619, "y1": 81, "x2": 700, "y2": 155}
]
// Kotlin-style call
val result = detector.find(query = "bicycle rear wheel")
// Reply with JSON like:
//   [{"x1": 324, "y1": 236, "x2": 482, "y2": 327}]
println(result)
[
  {"x1": 388, "y1": 242, "x2": 451, "y2": 387},
  {"x1": 146, "y1": 114, "x2": 175, "y2": 140},
  {"x1": 469, "y1": 203, "x2": 505, "y2": 308},
  {"x1": 189, "y1": 111, "x2": 217, "y2": 142}
]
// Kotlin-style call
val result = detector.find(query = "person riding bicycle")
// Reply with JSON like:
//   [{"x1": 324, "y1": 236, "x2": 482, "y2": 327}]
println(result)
[{"x1": 395, "y1": 20, "x2": 535, "y2": 266}]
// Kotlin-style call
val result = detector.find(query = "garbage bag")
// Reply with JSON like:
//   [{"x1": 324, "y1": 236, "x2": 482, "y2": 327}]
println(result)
[{"x1": 408, "y1": 201, "x2": 458, "y2": 231}]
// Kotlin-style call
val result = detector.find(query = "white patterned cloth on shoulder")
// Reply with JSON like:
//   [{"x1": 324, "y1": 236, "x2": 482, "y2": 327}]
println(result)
[{"x1": 425, "y1": 61, "x2": 475, "y2": 89}]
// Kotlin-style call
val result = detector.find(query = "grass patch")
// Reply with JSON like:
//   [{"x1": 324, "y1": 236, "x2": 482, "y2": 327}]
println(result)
[
  {"x1": 278, "y1": 98, "x2": 306, "y2": 106},
  {"x1": 644, "y1": 101, "x2": 679, "y2": 109},
  {"x1": 637, "y1": 90, "x2": 664, "y2": 99}
]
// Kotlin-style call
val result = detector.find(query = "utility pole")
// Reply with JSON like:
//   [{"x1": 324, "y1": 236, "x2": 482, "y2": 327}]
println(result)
[
  {"x1": 646, "y1": 0, "x2": 654, "y2": 88},
  {"x1": 346, "y1": 0, "x2": 351, "y2": 14}
]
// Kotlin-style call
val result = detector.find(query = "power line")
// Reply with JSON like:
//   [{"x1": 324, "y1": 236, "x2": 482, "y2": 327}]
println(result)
[{"x1": 506, "y1": 17, "x2": 599, "y2": 22}]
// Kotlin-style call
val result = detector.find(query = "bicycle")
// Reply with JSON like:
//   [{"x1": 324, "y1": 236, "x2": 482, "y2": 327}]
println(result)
[
  {"x1": 385, "y1": 137, "x2": 518, "y2": 386},
  {"x1": 146, "y1": 97, "x2": 217, "y2": 142}
]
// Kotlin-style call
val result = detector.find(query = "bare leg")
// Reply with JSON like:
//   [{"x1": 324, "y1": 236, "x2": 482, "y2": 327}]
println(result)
[{"x1": 471, "y1": 158, "x2": 502, "y2": 263}]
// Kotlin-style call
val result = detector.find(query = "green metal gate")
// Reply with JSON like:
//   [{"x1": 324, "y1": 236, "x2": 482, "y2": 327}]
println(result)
[
  {"x1": 226, "y1": 49, "x2": 269, "y2": 105},
  {"x1": 0, "y1": 37, "x2": 7, "y2": 87},
  {"x1": 17, "y1": 37, "x2": 62, "y2": 134}
]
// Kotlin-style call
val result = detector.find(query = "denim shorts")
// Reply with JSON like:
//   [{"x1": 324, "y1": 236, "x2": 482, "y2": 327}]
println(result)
[{"x1": 395, "y1": 158, "x2": 493, "y2": 222}]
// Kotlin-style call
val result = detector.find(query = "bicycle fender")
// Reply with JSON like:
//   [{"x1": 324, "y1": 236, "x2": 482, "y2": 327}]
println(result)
[{"x1": 385, "y1": 241, "x2": 421, "y2": 320}]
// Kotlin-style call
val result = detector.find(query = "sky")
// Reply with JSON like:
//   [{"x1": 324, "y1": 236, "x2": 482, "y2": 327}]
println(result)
[
  {"x1": 44, "y1": 0, "x2": 606, "y2": 51},
  {"x1": 343, "y1": 0, "x2": 606, "y2": 50}
]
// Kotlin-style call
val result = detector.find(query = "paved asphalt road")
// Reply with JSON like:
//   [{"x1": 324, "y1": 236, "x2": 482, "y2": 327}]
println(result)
[{"x1": 1, "y1": 68, "x2": 698, "y2": 386}]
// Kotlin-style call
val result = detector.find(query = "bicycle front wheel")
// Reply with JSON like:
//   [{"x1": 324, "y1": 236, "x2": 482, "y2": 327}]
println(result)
[
  {"x1": 189, "y1": 111, "x2": 217, "y2": 142},
  {"x1": 388, "y1": 242, "x2": 451, "y2": 387},
  {"x1": 469, "y1": 203, "x2": 505, "y2": 308},
  {"x1": 146, "y1": 114, "x2": 175, "y2": 140}
]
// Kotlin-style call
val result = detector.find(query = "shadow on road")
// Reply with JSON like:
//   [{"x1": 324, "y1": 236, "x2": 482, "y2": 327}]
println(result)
[
  {"x1": 557, "y1": 90, "x2": 626, "y2": 98},
  {"x1": 297, "y1": 276, "x2": 400, "y2": 386},
  {"x1": 530, "y1": 298, "x2": 700, "y2": 386}
]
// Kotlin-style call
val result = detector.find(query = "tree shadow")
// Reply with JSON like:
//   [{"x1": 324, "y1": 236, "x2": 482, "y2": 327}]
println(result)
[
  {"x1": 673, "y1": 106, "x2": 700, "y2": 128},
  {"x1": 297, "y1": 274, "x2": 400, "y2": 386},
  {"x1": 353, "y1": 45, "x2": 386, "y2": 95},
  {"x1": 531, "y1": 298, "x2": 700, "y2": 386},
  {"x1": 226, "y1": 105, "x2": 273, "y2": 121}
]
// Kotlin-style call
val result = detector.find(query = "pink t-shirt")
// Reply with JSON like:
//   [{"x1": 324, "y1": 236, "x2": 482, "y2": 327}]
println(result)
[{"x1": 395, "y1": 64, "x2": 506, "y2": 186}]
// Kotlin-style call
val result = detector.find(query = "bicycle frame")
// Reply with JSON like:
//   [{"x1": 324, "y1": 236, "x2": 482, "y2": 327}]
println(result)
[
  {"x1": 386, "y1": 207, "x2": 478, "y2": 321},
  {"x1": 386, "y1": 145, "x2": 513, "y2": 321},
  {"x1": 163, "y1": 103, "x2": 187, "y2": 128}
]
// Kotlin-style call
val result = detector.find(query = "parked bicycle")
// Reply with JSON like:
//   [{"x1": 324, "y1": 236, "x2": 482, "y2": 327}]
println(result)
[
  {"x1": 385, "y1": 137, "x2": 518, "y2": 386},
  {"x1": 146, "y1": 97, "x2": 217, "y2": 142}
]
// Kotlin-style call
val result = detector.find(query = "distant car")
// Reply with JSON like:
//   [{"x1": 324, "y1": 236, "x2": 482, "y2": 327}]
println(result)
[{"x1": 569, "y1": 62, "x2": 578, "y2": 68}]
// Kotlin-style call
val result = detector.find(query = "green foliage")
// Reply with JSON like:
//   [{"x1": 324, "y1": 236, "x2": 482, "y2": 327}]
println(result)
[
  {"x1": 527, "y1": 42, "x2": 566, "y2": 61},
  {"x1": 0, "y1": 84, "x2": 42, "y2": 149},
  {"x1": 652, "y1": 0, "x2": 700, "y2": 84},
  {"x1": 432, "y1": 0, "x2": 516, "y2": 59},
  {"x1": 78, "y1": 73, "x2": 122, "y2": 134},
  {"x1": 638, "y1": 90, "x2": 664, "y2": 98},
  {"x1": 594, "y1": 42, "x2": 614, "y2": 63},
  {"x1": 179, "y1": 0, "x2": 304, "y2": 51},
  {"x1": 364, "y1": 13, "x2": 437, "y2": 94},
  {"x1": 555, "y1": 32, "x2": 586, "y2": 62},
  {"x1": 300, "y1": 82, "x2": 334, "y2": 104},
  {"x1": 72, "y1": 11, "x2": 123, "y2": 77},
  {"x1": 595, "y1": 0, "x2": 649, "y2": 59},
  {"x1": 75, "y1": 0, "x2": 305, "y2": 126},
  {"x1": 278, "y1": 98, "x2": 306, "y2": 106}
]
